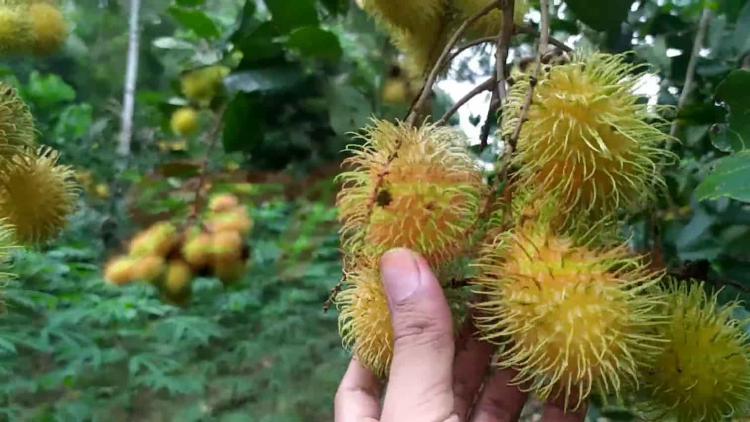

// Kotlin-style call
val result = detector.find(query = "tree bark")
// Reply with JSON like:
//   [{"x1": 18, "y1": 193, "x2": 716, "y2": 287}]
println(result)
[{"x1": 117, "y1": 0, "x2": 142, "y2": 158}]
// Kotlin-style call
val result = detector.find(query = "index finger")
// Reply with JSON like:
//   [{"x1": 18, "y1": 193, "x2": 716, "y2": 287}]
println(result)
[{"x1": 334, "y1": 358, "x2": 382, "y2": 422}]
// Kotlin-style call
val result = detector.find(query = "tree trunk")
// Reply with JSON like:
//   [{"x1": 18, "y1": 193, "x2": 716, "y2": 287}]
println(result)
[{"x1": 117, "y1": 0, "x2": 142, "y2": 158}]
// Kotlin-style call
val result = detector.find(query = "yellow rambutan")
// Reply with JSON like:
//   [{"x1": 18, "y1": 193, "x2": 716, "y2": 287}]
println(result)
[
  {"x1": 0, "y1": 6, "x2": 32, "y2": 55},
  {"x1": 129, "y1": 222, "x2": 178, "y2": 258},
  {"x1": 132, "y1": 255, "x2": 165, "y2": 283},
  {"x1": 361, "y1": 0, "x2": 444, "y2": 34},
  {"x1": 337, "y1": 120, "x2": 484, "y2": 268},
  {"x1": 454, "y1": 0, "x2": 528, "y2": 40},
  {"x1": 337, "y1": 260, "x2": 393, "y2": 377},
  {"x1": 28, "y1": 2, "x2": 68, "y2": 56},
  {"x1": 0, "y1": 83, "x2": 36, "y2": 159},
  {"x1": 503, "y1": 52, "x2": 673, "y2": 219},
  {"x1": 0, "y1": 148, "x2": 78, "y2": 244},
  {"x1": 170, "y1": 107, "x2": 200, "y2": 137},
  {"x1": 381, "y1": 78, "x2": 409, "y2": 104},
  {"x1": 180, "y1": 65, "x2": 229, "y2": 107},
  {"x1": 163, "y1": 260, "x2": 193, "y2": 295},
  {"x1": 638, "y1": 281, "x2": 750, "y2": 422},
  {"x1": 210, "y1": 230, "x2": 242, "y2": 262},
  {"x1": 208, "y1": 193, "x2": 240, "y2": 213},
  {"x1": 181, "y1": 231, "x2": 212, "y2": 270},
  {"x1": 207, "y1": 209, "x2": 253, "y2": 236},
  {"x1": 104, "y1": 256, "x2": 138, "y2": 286},
  {"x1": 391, "y1": 23, "x2": 449, "y2": 77},
  {"x1": 473, "y1": 217, "x2": 665, "y2": 410},
  {"x1": 213, "y1": 257, "x2": 246, "y2": 285}
]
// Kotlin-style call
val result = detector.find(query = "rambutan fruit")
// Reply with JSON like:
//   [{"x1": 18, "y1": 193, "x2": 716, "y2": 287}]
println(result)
[
  {"x1": 0, "y1": 83, "x2": 36, "y2": 158},
  {"x1": 0, "y1": 6, "x2": 33, "y2": 55},
  {"x1": 337, "y1": 261, "x2": 393, "y2": 377},
  {"x1": 454, "y1": 0, "x2": 527, "y2": 40},
  {"x1": 0, "y1": 148, "x2": 78, "y2": 244},
  {"x1": 213, "y1": 257, "x2": 246, "y2": 285},
  {"x1": 180, "y1": 65, "x2": 229, "y2": 107},
  {"x1": 210, "y1": 230, "x2": 243, "y2": 262},
  {"x1": 638, "y1": 281, "x2": 750, "y2": 422},
  {"x1": 473, "y1": 218, "x2": 665, "y2": 410},
  {"x1": 182, "y1": 231, "x2": 212, "y2": 270},
  {"x1": 337, "y1": 120, "x2": 484, "y2": 268},
  {"x1": 391, "y1": 23, "x2": 449, "y2": 77},
  {"x1": 361, "y1": 0, "x2": 444, "y2": 34},
  {"x1": 170, "y1": 107, "x2": 200, "y2": 137},
  {"x1": 382, "y1": 78, "x2": 409, "y2": 104},
  {"x1": 164, "y1": 260, "x2": 193, "y2": 295},
  {"x1": 208, "y1": 193, "x2": 240, "y2": 213},
  {"x1": 28, "y1": 2, "x2": 68, "y2": 56},
  {"x1": 129, "y1": 222, "x2": 178, "y2": 258},
  {"x1": 104, "y1": 256, "x2": 137, "y2": 286},
  {"x1": 132, "y1": 255, "x2": 165, "y2": 283},
  {"x1": 207, "y1": 209, "x2": 253, "y2": 236},
  {"x1": 503, "y1": 52, "x2": 673, "y2": 219}
]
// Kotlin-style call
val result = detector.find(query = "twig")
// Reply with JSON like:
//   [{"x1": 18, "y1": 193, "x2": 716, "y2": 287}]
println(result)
[
  {"x1": 516, "y1": 25, "x2": 573, "y2": 53},
  {"x1": 406, "y1": 0, "x2": 503, "y2": 127},
  {"x1": 187, "y1": 105, "x2": 227, "y2": 225},
  {"x1": 479, "y1": 0, "x2": 516, "y2": 150},
  {"x1": 670, "y1": 8, "x2": 712, "y2": 137},
  {"x1": 436, "y1": 78, "x2": 494, "y2": 126},
  {"x1": 445, "y1": 36, "x2": 497, "y2": 67}
]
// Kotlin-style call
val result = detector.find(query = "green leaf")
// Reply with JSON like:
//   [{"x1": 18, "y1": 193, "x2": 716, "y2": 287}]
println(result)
[
  {"x1": 714, "y1": 70, "x2": 750, "y2": 151},
  {"x1": 168, "y1": 6, "x2": 221, "y2": 39},
  {"x1": 263, "y1": 0, "x2": 319, "y2": 33},
  {"x1": 223, "y1": 94, "x2": 264, "y2": 153},
  {"x1": 286, "y1": 26, "x2": 342, "y2": 61},
  {"x1": 319, "y1": 0, "x2": 349, "y2": 15},
  {"x1": 24, "y1": 71, "x2": 75, "y2": 108},
  {"x1": 564, "y1": 0, "x2": 633, "y2": 32},
  {"x1": 328, "y1": 83, "x2": 372, "y2": 136},
  {"x1": 734, "y1": 0, "x2": 750, "y2": 55},
  {"x1": 224, "y1": 66, "x2": 304, "y2": 94},
  {"x1": 175, "y1": 0, "x2": 205, "y2": 5},
  {"x1": 696, "y1": 150, "x2": 750, "y2": 202},
  {"x1": 152, "y1": 36, "x2": 194, "y2": 50}
]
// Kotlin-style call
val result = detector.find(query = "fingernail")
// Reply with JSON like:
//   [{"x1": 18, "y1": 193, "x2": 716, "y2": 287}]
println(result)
[{"x1": 380, "y1": 248, "x2": 421, "y2": 304}]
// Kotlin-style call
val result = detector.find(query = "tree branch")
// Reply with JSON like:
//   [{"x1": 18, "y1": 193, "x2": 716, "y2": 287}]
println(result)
[
  {"x1": 670, "y1": 8, "x2": 712, "y2": 137},
  {"x1": 406, "y1": 0, "x2": 503, "y2": 127},
  {"x1": 516, "y1": 25, "x2": 573, "y2": 53},
  {"x1": 186, "y1": 105, "x2": 227, "y2": 226},
  {"x1": 117, "y1": 0, "x2": 141, "y2": 159},
  {"x1": 436, "y1": 78, "x2": 494, "y2": 126}
]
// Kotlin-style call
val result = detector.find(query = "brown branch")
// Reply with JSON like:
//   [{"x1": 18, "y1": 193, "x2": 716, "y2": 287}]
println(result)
[
  {"x1": 406, "y1": 0, "x2": 503, "y2": 127},
  {"x1": 186, "y1": 105, "x2": 227, "y2": 226},
  {"x1": 445, "y1": 36, "x2": 497, "y2": 68},
  {"x1": 670, "y1": 8, "x2": 712, "y2": 137},
  {"x1": 516, "y1": 25, "x2": 573, "y2": 53},
  {"x1": 435, "y1": 78, "x2": 494, "y2": 126}
]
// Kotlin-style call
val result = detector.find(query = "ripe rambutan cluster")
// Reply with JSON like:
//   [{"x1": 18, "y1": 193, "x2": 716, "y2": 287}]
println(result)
[
  {"x1": 171, "y1": 107, "x2": 200, "y2": 137},
  {"x1": 0, "y1": 1, "x2": 68, "y2": 57},
  {"x1": 0, "y1": 83, "x2": 79, "y2": 245},
  {"x1": 104, "y1": 193, "x2": 253, "y2": 305},
  {"x1": 180, "y1": 65, "x2": 230, "y2": 107}
]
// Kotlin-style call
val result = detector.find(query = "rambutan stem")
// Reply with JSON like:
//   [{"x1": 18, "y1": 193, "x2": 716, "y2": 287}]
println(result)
[
  {"x1": 406, "y1": 0, "x2": 504, "y2": 127},
  {"x1": 186, "y1": 105, "x2": 227, "y2": 227},
  {"x1": 516, "y1": 26, "x2": 573, "y2": 53}
]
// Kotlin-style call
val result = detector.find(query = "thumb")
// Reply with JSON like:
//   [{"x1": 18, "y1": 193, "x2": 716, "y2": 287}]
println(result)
[{"x1": 379, "y1": 248, "x2": 456, "y2": 421}]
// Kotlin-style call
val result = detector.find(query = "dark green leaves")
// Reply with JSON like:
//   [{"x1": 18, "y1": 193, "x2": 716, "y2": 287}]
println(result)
[
  {"x1": 713, "y1": 70, "x2": 750, "y2": 152},
  {"x1": 287, "y1": 27, "x2": 342, "y2": 61},
  {"x1": 696, "y1": 150, "x2": 750, "y2": 202},
  {"x1": 223, "y1": 94, "x2": 263, "y2": 153},
  {"x1": 224, "y1": 67, "x2": 304, "y2": 94},
  {"x1": 263, "y1": 0, "x2": 319, "y2": 33},
  {"x1": 564, "y1": 0, "x2": 634, "y2": 32},
  {"x1": 327, "y1": 84, "x2": 372, "y2": 135},
  {"x1": 168, "y1": 6, "x2": 221, "y2": 39}
]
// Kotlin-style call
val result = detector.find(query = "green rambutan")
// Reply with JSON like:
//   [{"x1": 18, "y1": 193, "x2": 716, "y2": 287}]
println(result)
[
  {"x1": 0, "y1": 5, "x2": 33, "y2": 55},
  {"x1": 503, "y1": 52, "x2": 673, "y2": 219},
  {"x1": 638, "y1": 281, "x2": 750, "y2": 422},
  {"x1": 361, "y1": 0, "x2": 445, "y2": 34},
  {"x1": 337, "y1": 120, "x2": 484, "y2": 268},
  {"x1": 473, "y1": 215, "x2": 665, "y2": 410},
  {"x1": 29, "y1": 2, "x2": 68, "y2": 56}
]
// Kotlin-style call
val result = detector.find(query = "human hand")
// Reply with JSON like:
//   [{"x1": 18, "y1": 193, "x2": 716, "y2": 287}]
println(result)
[{"x1": 335, "y1": 248, "x2": 587, "y2": 422}]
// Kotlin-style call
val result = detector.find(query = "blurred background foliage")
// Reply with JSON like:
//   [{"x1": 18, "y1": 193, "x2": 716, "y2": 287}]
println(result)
[{"x1": 0, "y1": 0, "x2": 749, "y2": 420}]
